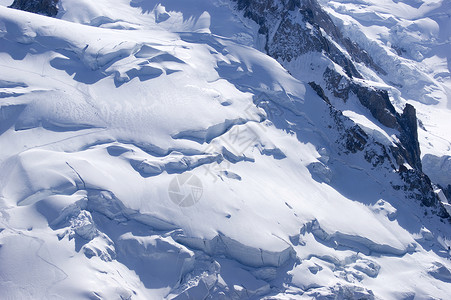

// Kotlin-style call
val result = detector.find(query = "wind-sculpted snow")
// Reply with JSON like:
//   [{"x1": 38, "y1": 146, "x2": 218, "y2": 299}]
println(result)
[{"x1": 1, "y1": 1, "x2": 451, "y2": 299}]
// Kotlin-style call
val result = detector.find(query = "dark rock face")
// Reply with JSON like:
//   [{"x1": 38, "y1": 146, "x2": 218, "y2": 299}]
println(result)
[
  {"x1": 326, "y1": 102, "x2": 370, "y2": 155},
  {"x1": 298, "y1": 0, "x2": 386, "y2": 75},
  {"x1": 350, "y1": 84, "x2": 398, "y2": 129},
  {"x1": 308, "y1": 82, "x2": 330, "y2": 105},
  {"x1": 396, "y1": 167, "x2": 449, "y2": 217},
  {"x1": 235, "y1": 0, "x2": 384, "y2": 78},
  {"x1": 9, "y1": 0, "x2": 59, "y2": 17},
  {"x1": 323, "y1": 68, "x2": 352, "y2": 100},
  {"x1": 442, "y1": 185, "x2": 451, "y2": 202},
  {"x1": 398, "y1": 104, "x2": 421, "y2": 170},
  {"x1": 323, "y1": 66, "x2": 422, "y2": 170},
  {"x1": 323, "y1": 67, "x2": 398, "y2": 128}
]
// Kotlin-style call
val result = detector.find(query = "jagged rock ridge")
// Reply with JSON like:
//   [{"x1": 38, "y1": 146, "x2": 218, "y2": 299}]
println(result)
[
  {"x1": 234, "y1": 0, "x2": 448, "y2": 214},
  {"x1": 9, "y1": 0, "x2": 58, "y2": 17}
]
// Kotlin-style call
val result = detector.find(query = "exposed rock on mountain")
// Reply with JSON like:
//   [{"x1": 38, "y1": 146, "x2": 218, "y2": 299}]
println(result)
[
  {"x1": 235, "y1": 0, "x2": 445, "y2": 212},
  {"x1": 9, "y1": 0, "x2": 58, "y2": 17}
]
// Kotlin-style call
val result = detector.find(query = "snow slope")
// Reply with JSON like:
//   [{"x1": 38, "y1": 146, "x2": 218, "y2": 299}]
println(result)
[{"x1": 0, "y1": 0, "x2": 451, "y2": 299}]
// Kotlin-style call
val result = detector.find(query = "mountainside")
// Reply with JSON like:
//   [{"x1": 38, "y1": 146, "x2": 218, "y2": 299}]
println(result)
[{"x1": 0, "y1": 0, "x2": 451, "y2": 299}]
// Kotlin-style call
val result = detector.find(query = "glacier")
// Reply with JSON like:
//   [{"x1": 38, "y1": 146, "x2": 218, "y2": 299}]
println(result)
[{"x1": 0, "y1": 0, "x2": 451, "y2": 299}]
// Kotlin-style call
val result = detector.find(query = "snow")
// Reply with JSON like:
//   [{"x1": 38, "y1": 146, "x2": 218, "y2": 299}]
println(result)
[
  {"x1": 0, "y1": 0, "x2": 11, "y2": 7},
  {"x1": 0, "y1": 0, "x2": 451, "y2": 299}
]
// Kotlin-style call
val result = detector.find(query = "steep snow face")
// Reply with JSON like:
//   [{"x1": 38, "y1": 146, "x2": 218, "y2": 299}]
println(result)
[{"x1": 0, "y1": 1, "x2": 451, "y2": 299}]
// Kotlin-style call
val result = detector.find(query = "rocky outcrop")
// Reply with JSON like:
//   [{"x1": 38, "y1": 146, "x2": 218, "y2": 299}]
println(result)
[
  {"x1": 235, "y1": 0, "x2": 384, "y2": 77},
  {"x1": 234, "y1": 0, "x2": 421, "y2": 167},
  {"x1": 298, "y1": 0, "x2": 386, "y2": 75},
  {"x1": 308, "y1": 81, "x2": 330, "y2": 105},
  {"x1": 236, "y1": 0, "x2": 362, "y2": 78},
  {"x1": 398, "y1": 104, "x2": 421, "y2": 170},
  {"x1": 9, "y1": 0, "x2": 59, "y2": 17},
  {"x1": 235, "y1": 0, "x2": 447, "y2": 214},
  {"x1": 323, "y1": 66, "x2": 422, "y2": 170}
]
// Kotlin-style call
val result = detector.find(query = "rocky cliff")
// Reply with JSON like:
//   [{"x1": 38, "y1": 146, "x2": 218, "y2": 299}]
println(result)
[{"x1": 9, "y1": 0, "x2": 58, "y2": 17}]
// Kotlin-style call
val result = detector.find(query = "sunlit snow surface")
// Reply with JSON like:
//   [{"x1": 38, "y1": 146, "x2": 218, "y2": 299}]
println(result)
[{"x1": 0, "y1": 0, "x2": 451, "y2": 299}]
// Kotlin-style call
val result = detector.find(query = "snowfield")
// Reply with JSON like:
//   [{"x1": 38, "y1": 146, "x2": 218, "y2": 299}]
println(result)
[{"x1": 0, "y1": 0, "x2": 451, "y2": 299}]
